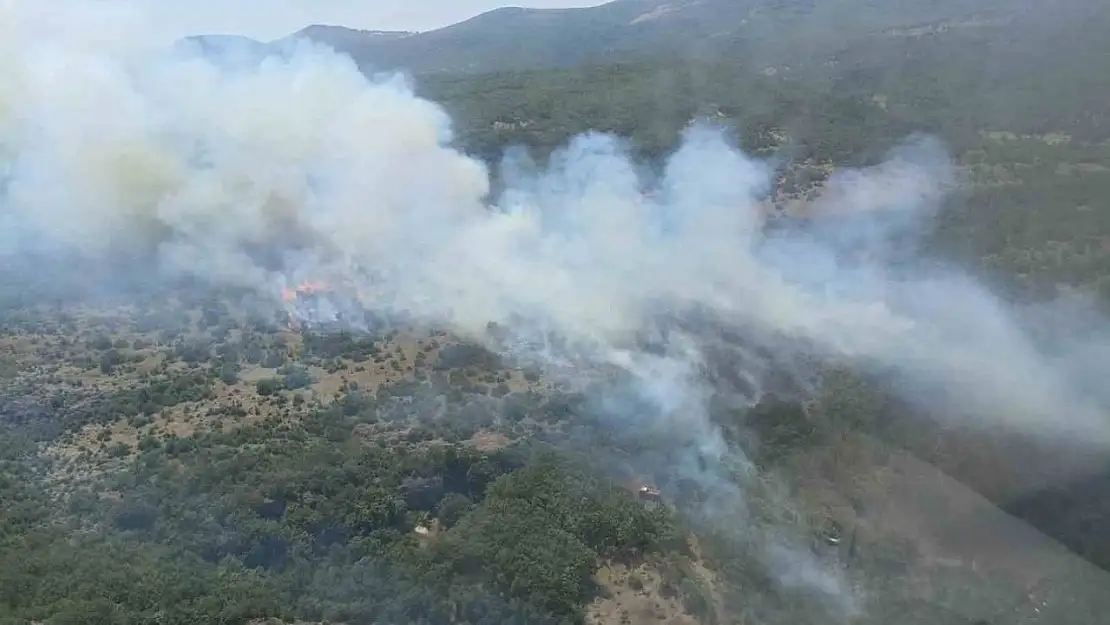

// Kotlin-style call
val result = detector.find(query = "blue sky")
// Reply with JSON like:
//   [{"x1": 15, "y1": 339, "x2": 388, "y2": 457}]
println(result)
[{"x1": 123, "y1": 1, "x2": 609, "y2": 41}]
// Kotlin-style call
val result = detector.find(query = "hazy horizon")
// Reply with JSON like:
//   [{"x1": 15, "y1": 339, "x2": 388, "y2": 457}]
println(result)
[{"x1": 109, "y1": 0, "x2": 610, "y2": 42}]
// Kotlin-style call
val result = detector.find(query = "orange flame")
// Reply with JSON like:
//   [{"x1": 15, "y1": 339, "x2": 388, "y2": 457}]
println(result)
[{"x1": 281, "y1": 280, "x2": 330, "y2": 302}]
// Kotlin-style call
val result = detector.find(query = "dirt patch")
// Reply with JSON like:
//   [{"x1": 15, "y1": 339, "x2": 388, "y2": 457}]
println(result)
[
  {"x1": 468, "y1": 430, "x2": 512, "y2": 452},
  {"x1": 981, "y1": 130, "x2": 1073, "y2": 145}
]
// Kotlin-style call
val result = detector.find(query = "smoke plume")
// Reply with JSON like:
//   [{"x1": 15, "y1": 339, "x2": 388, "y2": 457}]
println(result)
[{"x1": 4, "y1": 0, "x2": 1110, "y2": 615}]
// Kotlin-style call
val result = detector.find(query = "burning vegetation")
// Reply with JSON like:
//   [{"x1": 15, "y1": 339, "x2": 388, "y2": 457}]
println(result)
[
  {"x1": 279, "y1": 280, "x2": 333, "y2": 331},
  {"x1": 281, "y1": 280, "x2": 331, "y2": 303},
  {"x1": 638, "y1": 485, "x2": 663, "y2": 502}
]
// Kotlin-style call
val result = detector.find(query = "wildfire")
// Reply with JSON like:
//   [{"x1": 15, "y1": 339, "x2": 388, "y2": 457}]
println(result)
[
  {"x1": 281, "y1": 280, "x2": 330, "y2": 303},
  {"x1": 279, "y1": 280, "x2": 334, "y2": 333}
]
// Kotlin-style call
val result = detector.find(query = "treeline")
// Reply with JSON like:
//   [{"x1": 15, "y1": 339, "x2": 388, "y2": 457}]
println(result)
[
  {"x1": 416, "y1": 52, "x2": 1110, "y2": 296},
  {"x1": 419, "y1": 61, "x2": 920, "y2": 169},
  {"x1": 416, "y1": 4, "x2": 1110, "y2": 168}
]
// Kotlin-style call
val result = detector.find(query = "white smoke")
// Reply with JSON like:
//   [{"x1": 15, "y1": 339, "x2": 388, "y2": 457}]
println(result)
[{"x1": 3, "y1": 0, "x2": 1110, "y2": 615}]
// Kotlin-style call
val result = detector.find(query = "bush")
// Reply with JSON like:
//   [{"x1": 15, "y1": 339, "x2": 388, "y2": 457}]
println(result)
[
  {"x1": 436, "y1": 492, "x2": 475, "y2": 529},
  {"x1": 279, "y1": 364, "x2": 314, "y2": 391},
  {"x1": 256, "y1": 378, "x2": 284, "y2": 396},
  {"x1": 261, "y1": 351, "x2": 287, "y2": 369},
  {"x1": 219, "y1": 363, "x2": 241, "y2": 386}
]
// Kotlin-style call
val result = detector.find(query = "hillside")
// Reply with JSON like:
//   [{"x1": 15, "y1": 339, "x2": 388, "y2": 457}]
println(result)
[
  {"x1": 3, "y1": 1, "x2": 1110, "y2": 624},
  {"x1": 413, "y1": 58, "x2": 1110, "y2": 296},
  {"x1": 4, "y1": 286, "x2": 1110, "y2": 624},
  {"x1": 273, "y1": 0, "x2": 1059, "y2": 75},
  {"x1": 221, "y1": 0, "x2": 1110, "y2": 153},
  {"x1": 187, "y1": 1, "x2": 1110, "y2": 145}
]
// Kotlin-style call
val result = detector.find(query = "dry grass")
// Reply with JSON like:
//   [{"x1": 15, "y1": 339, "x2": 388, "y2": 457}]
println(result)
[
  {"x1": 13, "y1": 297, "x2": 548, "y2": 474},
  {"x1": 467, "y1": 430, "x2": 513, "y2": 452},
  {"x1": 781, "y1": 432, "x2": 1110, "y2": 620},
  {"x1": 587, "y1": 561, "x2": 702, "y2": 625}
]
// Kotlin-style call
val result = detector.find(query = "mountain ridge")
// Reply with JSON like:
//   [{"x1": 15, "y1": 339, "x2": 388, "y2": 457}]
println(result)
[{"x1": 180, "y1": 0, "x2": 1061, "y2": 75}]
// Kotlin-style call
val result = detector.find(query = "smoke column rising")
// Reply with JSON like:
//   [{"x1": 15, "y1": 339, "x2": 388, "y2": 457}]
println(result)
[{"x1": 4, "y1": 0, "x2": 1110, "y2": 614}]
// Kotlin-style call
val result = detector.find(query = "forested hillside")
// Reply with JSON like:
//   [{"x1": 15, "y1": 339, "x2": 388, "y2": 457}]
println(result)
[
  {"x1": 5, "y1": 284, "x2": 1109, "y2": 624},
  {"x1": 281, "y1": 0, "x2": 1048, "y2": 75},
  {"x1": 418, "y1": 56, "x2": 1110, "y2": 298},
  {"x1": 4, "y1": 0, "x2": 1110, "y2": 624}
]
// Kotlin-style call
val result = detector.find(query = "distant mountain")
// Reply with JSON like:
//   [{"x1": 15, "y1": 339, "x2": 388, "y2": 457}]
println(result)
[
  {"x1": 178, "y1": 0, "x2": 1106, "y2": 79},
  {"x1": 270, "y1": 0, "x2": 1044, "y2": 75},
  {"x1": 176, "y1": 34, "x2": 273, "y2": 62},
  {"x1": 282, "y1": 25, "x2": 414, "y2": 51}
]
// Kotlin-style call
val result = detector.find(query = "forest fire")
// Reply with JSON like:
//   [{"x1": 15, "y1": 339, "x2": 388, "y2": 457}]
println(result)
[
  {"x1": 278, "y1": 281, "x2": 332, "y2": 331},
  {"x1": 281, "y1": 280, "x2": 330, "y2": 303},
  {"x1": 637, "y1": 485, "x2": 663, "y2": 502},
  {"x1": 277, "y1": 279, "x2": 380, "y2": 333}
]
